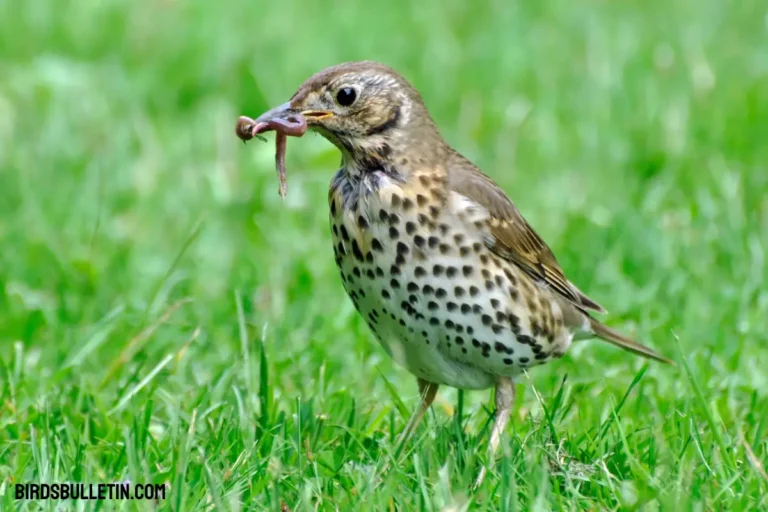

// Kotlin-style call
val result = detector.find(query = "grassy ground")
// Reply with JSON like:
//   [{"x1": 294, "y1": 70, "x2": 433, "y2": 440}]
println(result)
[{"x1": 1, "y1": 0, "x2": 767, "y2": 509}]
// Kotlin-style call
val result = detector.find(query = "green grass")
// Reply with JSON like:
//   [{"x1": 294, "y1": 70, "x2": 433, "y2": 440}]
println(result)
[{"x1": 1, "y1": 0, "x2": 767, "y2": 509}]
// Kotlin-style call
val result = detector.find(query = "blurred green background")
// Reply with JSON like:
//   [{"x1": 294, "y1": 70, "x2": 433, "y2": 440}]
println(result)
[{"x1": 1, "y1": 0, "x2": 767, "y2": 509}]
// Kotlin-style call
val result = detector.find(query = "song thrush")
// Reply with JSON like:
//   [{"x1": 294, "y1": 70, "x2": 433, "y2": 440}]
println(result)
[{"x1": 243, "y1": 61, "x2": 673, "y2": 485}]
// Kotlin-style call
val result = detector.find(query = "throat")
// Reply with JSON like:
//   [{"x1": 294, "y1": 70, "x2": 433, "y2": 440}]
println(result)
[
  {"x1": 341, "y1": 143, "x2": 404, "y2": 185},
  {"x1": 330, "y1": 146, "x2": 405, "y2": 214}
]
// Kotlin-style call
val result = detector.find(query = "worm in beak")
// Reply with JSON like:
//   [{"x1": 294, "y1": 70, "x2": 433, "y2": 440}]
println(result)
[{"x1": 236, "y1": 103, "x2": 308, "y2": 198}]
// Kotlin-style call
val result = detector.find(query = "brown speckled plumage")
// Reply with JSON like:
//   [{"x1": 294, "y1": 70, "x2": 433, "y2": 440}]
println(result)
[{"x1": 244, "y1": 60, "x2": 673, "y2": 486}]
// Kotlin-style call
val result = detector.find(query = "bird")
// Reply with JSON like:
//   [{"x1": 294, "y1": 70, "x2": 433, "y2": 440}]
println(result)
[{"x1": 246, "y1": 61, "x2": 673, "y2": 486}]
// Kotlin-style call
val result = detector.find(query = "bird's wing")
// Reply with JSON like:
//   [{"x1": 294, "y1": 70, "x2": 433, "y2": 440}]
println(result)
[{"x1": 448, "y1": 162, "x2": 606, "y2": 313}]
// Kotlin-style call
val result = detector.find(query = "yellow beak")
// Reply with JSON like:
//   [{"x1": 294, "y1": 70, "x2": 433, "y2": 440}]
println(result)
[{"x1": 301, "y1": 110, "x2": 334, "y2": 121}]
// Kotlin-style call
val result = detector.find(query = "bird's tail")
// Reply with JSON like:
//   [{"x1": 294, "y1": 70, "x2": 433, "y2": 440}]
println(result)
[{"x1": 588, "y1": 317, "x2": 674, "y2": 365}]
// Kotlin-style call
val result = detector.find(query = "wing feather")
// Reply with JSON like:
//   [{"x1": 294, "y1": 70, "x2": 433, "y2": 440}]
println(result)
[{"x1": 448, "y1": 163, "x2": 606, "y2": 313}]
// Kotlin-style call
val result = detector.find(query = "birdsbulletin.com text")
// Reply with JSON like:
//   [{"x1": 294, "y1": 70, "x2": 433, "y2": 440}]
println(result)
[{"x1": 15, "y1": 482, "x2": 166, "y2": 501}]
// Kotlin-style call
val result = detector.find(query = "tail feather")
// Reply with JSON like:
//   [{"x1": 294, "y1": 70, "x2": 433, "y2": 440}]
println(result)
[
  {"x1": 578, "y1": 292, "x2": 607, "y2": 314},
  {"x1": 588, "y1": 317, "x2": 674, "y2": 365},
  {"x1": 568, "y1": 280, "x2": 607, "y2": 314}
]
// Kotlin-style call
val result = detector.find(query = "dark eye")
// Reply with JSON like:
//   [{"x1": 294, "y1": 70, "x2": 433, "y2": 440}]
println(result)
[{"x1": 336, "y1": 87, "x2": 357, "y2": 107}]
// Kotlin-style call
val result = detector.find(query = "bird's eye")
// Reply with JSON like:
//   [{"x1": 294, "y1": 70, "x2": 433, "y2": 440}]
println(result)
[{"x1": 336, "y1": 87, "x2": 357, "y2": 107}]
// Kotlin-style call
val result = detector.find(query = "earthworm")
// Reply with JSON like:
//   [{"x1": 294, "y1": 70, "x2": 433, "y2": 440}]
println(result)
[
  {"x1": 236, "y1": 114, "x2": 307, "y2": 198},
  {"x1": 274, "y1": 132, "x2": 288, "y2": 198}
]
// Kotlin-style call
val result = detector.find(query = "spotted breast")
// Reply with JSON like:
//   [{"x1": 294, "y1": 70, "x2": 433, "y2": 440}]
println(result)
[{"x1": 328, "y1": 165, "x2": 571, "y2": 390}]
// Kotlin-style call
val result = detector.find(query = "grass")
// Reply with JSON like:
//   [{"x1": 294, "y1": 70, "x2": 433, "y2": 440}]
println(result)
[{"x1": 1, "y1": 0, "x2": 767, "y2": 509}]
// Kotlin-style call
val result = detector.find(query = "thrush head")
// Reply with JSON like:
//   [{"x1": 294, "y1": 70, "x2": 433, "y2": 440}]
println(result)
[{"x1": 254, "y1": 61, "x2": 449, "y2": 174}]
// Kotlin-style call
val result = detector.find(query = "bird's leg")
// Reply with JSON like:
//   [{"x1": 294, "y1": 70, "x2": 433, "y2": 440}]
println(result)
[
  {"x1": 474, "y1": 377, "x2": 515, "y2": 488},
  {"x1": 374, "y1": 379, "x2": 438, "y2": 487},
  {"x1": 394, "y1": 378, "x2": 439, "y2": 459}
]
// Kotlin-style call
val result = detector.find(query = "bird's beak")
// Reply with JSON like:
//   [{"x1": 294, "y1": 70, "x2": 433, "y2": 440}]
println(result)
[
  {"x1": 236, "y1": 103, "x2": 334, "y2": 142},
  {"x1": 251, "y1": 102, "x2": 308, "y2": 137},
  {"x1": 300, "y1": 110, "x2": 334, "y2": 122}
]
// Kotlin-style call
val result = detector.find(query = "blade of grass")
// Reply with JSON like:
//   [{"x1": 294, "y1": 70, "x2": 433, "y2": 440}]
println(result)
[
  {"x1": 108, "y1": 354, "x2": 173, "y2": 415},
  {"x1": 676, "y1": 335, "x2": 735, "y2": 470}
]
